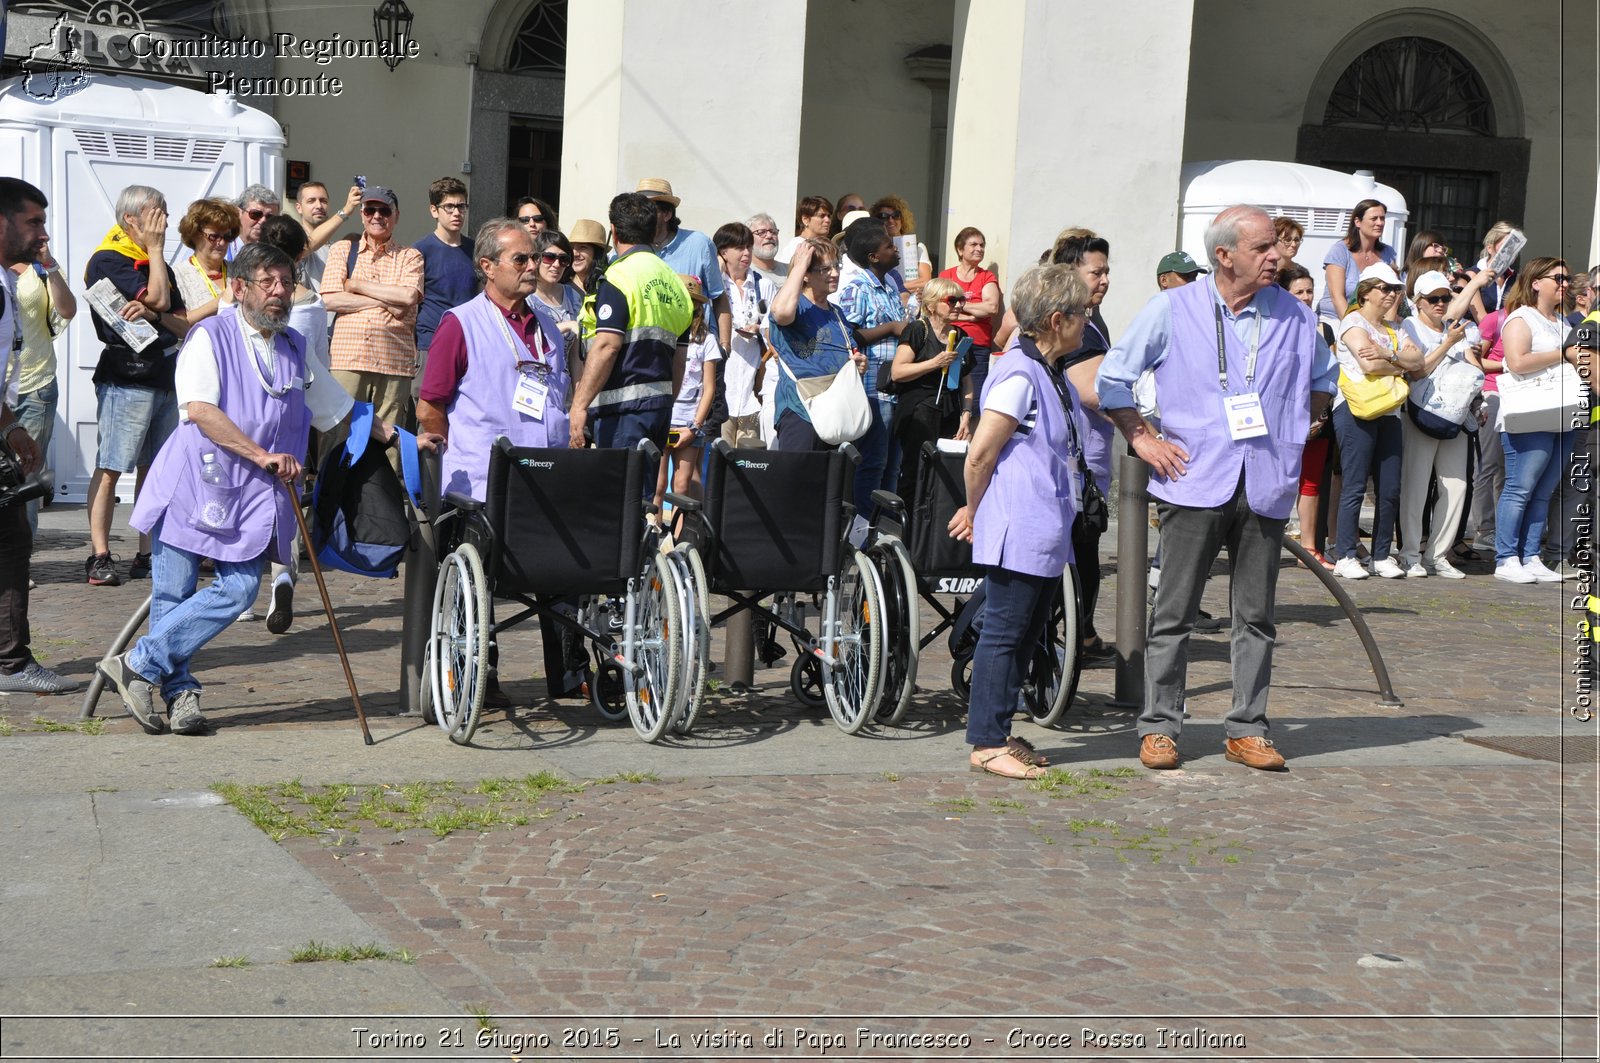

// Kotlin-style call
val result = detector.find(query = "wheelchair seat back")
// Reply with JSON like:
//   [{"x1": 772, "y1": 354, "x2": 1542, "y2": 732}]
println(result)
[
  {"x1": 910, "y1": 443, "x2": 976, "y2": 578},
  {"x1": 483, "y1": 443, "x2": 646, "y2": 596},
  {"x1": 701, "y1": 447, "x2": 850, "y2": 593}
]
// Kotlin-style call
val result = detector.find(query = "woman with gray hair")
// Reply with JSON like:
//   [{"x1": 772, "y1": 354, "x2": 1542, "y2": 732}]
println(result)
[{"x1": 948, "y1": 264, "x2": 1089, "y2": 780}]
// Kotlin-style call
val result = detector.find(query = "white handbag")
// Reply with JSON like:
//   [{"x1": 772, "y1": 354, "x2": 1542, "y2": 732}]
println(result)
[
  {"x1": 774, "y1": 310, "x2": 873, "y2": 445},
  {"x1": 1498, "y1": 361, "x2": 1589, "y2": 434}
]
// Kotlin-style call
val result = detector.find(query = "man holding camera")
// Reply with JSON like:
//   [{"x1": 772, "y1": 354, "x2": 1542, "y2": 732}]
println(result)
[{"x1": 0, "y1": 178, "x2": 77, "y2": 695}]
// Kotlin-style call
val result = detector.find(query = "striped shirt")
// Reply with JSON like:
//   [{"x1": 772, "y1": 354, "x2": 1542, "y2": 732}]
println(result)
[{"x1": 322, "y1": 234, "x2": 425, "y2": 376}]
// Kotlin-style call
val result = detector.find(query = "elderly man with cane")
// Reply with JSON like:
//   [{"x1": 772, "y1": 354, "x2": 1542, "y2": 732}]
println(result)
[{"x1": 98, "y1": 243, "x2": 431, "y2": 735}]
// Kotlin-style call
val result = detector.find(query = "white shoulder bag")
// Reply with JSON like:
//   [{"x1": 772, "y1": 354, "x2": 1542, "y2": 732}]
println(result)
[{"x1": 774, "y1": 309, "x2": 872, "y2": 445}]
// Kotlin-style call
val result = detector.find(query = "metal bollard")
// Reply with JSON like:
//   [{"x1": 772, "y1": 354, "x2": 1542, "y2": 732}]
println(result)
[
  {"x1": 398, "y1": 448, "x2": 442, "y2": 717},
  {"x1": 724, "y1": 607, "x2": 755, "y2": 689},
  {"x1": 1113, "y1": 449, "x2": 1150, "y2": 707}
]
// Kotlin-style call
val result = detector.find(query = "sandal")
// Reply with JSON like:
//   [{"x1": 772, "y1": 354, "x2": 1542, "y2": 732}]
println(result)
[
  {"x1": 970, "y1": 747, "x2": 1046, "y2": 780},
  {"x1": 1307, "y1": 549, "x2": 1336, "y2": 570},
  {"x1": 1007, "y1": 735, "x2": 1049, "y2": 767}
]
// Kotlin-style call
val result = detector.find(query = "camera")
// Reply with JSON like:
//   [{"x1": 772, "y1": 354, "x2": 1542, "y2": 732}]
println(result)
[{"x1": 0, "y1": 437, "x2": 50, "y2": 511}]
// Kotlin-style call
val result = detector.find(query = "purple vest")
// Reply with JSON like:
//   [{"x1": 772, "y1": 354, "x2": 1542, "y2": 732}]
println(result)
[
  {"x1": 1002, "y1": 331, "x2": 1112, "y2": 495},
  {"x1": 440, "y1": 293, "x2": 572, "y2": 502},
  {"x1": 1149, "y1": 280, "x2": 1313, "y2": 519},
  {"x1": 131, "y1": 309, "x2": 311, "y2": 563},
  {"x1": 972, "y1": 347, "x2": 1077, "y2": 577}
]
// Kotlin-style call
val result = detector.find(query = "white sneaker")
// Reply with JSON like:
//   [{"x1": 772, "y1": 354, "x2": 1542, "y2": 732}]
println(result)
[
  {"x1": 1521, "y1": 557, "x2": 1565, "y2": 583},
  {"x1": 1335, "y1": 557, "x2": 1369, "y2": 580},
  {"x1": 1494, "y1": 558, "x2": 1535, "y2": 584},
  {"x1": 1372, "y1": 557, "x2": 1406, "y2": 579},
  {"x1": 1429, "y1": 559, "x2": 1466, "y2": 579},
  {"x1": 236, "y1": 609, "x2": 258, "y2": 622},
  {"x1": 1404, "y1": 562, "x2": 1428, "y2": 578}
]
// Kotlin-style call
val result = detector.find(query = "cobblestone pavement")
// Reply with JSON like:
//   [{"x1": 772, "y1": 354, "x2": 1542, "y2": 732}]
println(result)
[{"x1": 3, "y1": 506, "x2": 1596, "y2": 1061}]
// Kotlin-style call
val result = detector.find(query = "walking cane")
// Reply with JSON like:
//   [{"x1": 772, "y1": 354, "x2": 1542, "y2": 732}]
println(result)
[{"x1": 273, "y1": 465, "x2": 374, "y2": 745}]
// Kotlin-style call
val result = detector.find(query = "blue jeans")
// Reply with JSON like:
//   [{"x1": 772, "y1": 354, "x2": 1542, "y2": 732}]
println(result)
[
  {"x1": 94, "y1": 382, "x2": 177, "y2": 473},
  {"x1": 1496, "y1": 429, "x2": 1578, "y2": 563},
  {"x1": 965, "y1": 566, "x2": 1055, "y2": 747},
  {"x1": 1333, "y1": 405, "x2": 1401, "y2": 560},
  {"x1": 127, "y1": 520, "x2": 265, "y2": 703},
  {"x1": 13, "y1": 380, "x2": 57, "y2": 538},
  {"x1": 851, "y1": 397, "x2": 900, "y2": 521}
]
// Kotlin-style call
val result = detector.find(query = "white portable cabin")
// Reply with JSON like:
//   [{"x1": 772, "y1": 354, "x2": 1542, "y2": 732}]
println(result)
[
  {"x1": 1179, "y1": 161, "x2": 1409, "y2": 308},
  {"x1": 0, "y1": 74, "x2": 283, "y2": 501}
]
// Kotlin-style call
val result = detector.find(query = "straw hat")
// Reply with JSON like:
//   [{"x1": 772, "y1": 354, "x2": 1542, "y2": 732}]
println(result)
[
  {"x1": 568, "y1": 218, "x2": 608, "y2": 248},
  {"x1": 635, "y1": 177, "x2": 681, "y2": 207}
]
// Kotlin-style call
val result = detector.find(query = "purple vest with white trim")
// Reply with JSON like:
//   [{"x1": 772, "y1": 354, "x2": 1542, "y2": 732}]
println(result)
[
  {"x1": 440, "y1": 293, "x2": 572, "y2": 503},
  {"x1": 1149, "y1": 281, "x2": 1313, "y2": 519},
  {"x1": 130, "y1": 308, "x2": 311, "y2": 563}
]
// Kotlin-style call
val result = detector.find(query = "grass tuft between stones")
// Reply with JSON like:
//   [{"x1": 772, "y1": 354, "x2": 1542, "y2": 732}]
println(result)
[{"x1": 290, "y1": 940, "x2": 414, "y2": 964}]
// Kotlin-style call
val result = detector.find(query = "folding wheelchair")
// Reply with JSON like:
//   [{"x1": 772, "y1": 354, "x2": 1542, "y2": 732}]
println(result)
[
  {"x1": 423, "y1": 439, "x2": 696, "y2": 744},
  {"x1": 869, "y1": 441, "x2": 1084, "y2": 727},
  {"x1": 674, "y1": 440, "x2": 898, "y2": 734}
]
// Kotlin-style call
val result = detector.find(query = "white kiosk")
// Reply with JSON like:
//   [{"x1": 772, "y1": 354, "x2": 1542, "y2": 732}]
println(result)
[
  {"x1": 1180, "y1": 160, "x2": 1409, "y2": 309},
  {"x1": 0, "y1": 73, "x2": 283, "y2": 501}
]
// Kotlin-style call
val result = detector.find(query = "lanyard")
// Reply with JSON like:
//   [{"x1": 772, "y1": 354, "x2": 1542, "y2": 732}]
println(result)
[
  {"x1": 1212, "y1": 281, "x2": 1263, "y2": 393},
  {"x1": 1019, "y1": 338, "x2": 1087, "y2": 465},
  {"x1": 191, "y1": 256, "x2": 226, "y2": 301},
  {"x1": 493, "y1": 301, "x2": 549, "y2": 374}
]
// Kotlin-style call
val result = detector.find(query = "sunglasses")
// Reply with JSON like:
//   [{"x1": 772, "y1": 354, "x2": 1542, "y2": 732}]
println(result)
[
  {"x1": 1379, "y1": 283, "x2": 1404, "y2": 294},
  {"x1": 1546, "y1": 274, "x2": 1572, "y2": 285},
  {"x1": 876, "y1": 210, "x2": 900, "y2": 220},
  {"x1": 1419, "y1": 294, "x2": 1451, "y2": 305},
  {"x1": 541, "y1": 251, "x2": 572, "y2": 266},
  {"x1": 244, "y1": 208, "x2": 273, "y2": 221},
  {"x1": 201, "y1": 231, "x2": 233, "y2": 245},
  {"x1": 806, "y1": 262, "x2": 841, "y2": 273},
  {"x1": 518, "y1": 214, "x2": 544, "y2": 224},
  {"x1": 362, "y1": 205, "x2": 393, "y2": 217},
  {"x1": 501, "y1": 252, "x2": 535, "y2": 267}
]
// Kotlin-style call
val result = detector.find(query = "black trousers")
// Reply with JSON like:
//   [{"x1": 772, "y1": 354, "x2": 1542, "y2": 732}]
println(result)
[{"x1": 0, "y1": 501, "x2": 33, "y2": 674}]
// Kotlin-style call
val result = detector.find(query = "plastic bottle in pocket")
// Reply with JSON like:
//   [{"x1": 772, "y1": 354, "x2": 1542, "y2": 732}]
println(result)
[{"x1": 196, "y1": 451, "x2": 237, "y2": 530}]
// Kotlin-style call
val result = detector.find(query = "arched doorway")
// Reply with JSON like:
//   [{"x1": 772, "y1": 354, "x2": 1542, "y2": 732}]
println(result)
[
  {"x1": 471, "y1": 0, "x2": 566, "y2": 222},
  {"x1": 1297, "y1": 14, "x2": 1529, "y2": 259}
]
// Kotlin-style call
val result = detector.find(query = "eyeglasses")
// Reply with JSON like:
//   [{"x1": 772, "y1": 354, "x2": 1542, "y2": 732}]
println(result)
[
  {"x1": 518, "y1": 214, "x2": 544, "y2": 225},
  {"x1": 362, "y1": 205, "x2": 393, "y2": 218},
  {"x1": 436, "y1": 202, "x2": 468, "y2": 213},
  {"x1": 806, "y1": 262, "x2": 841, "y2": 273},
  {"x1": 242, "y1": 275, "x2": 291, "y2": 294},
  {"x1": 1546, "y1": 274, "x2": 1572, "y2": 285},
  {"x1": 1451, "y1": 287, "x2": 1465, "y2": 294},
  {"x1": 1419, "y1": 294, "x2": 1451, "y2": 305},
  {"x1": 876, "y1": 210, "x2": 900, "y2": 221},
  {"x1": 244, "y1": 208, "x2": 274, "y2": 222},
  {"x1": 750, "y1": 228, "x2": 779, "y2": 238},
  {"x1": 541, "y1": 251, "x2": 572, "y2": 266},
  {"x1": 201, "y1": 231, "x2": 232, "y2": 245}
]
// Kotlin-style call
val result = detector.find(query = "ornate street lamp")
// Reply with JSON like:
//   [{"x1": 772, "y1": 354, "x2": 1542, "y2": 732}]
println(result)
[{"x1": 373, "y1": 0, "x2": 414, "y2": 72}]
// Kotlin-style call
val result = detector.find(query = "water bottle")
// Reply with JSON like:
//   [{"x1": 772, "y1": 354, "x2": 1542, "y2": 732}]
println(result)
[{"x1": 197, "y1": 451, "x2": 232, "y2": 529}]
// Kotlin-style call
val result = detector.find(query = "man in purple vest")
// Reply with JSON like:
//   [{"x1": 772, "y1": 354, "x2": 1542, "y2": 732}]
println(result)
[
  {"x1": 97, "y1": 244, "x2": 420, "y2": 735},
  {"x1": 416, "y1": 217, "x2": 586, "y2": 701},
  {"x1": 1097, "y1": 206, "x2": 1338, "y2": 772}
]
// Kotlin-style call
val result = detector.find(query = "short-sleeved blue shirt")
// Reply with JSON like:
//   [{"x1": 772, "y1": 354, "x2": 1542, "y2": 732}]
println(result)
[{"x1": 769, "y1": 296, "x2": 855, "y2": 426}]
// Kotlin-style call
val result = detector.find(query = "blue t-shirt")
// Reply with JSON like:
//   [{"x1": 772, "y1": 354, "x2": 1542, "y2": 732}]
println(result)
[
  {"x1": 659, "y1": 227, "x2": 725, "y2": 331},
  {"x1": 769, "y1": 296, "x2": 854, "y2": 426},
  {"x1": 413, "y1": 233, "x2": 478, "y2": 349},
  {"x1": 1316, "y1": 241, "x2": 1397, "y2": 319}
]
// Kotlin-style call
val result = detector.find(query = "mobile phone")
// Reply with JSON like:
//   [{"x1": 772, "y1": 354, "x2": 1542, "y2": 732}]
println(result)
[
  {"x1": 667, "y1": 427, "x2": 685, "y2": 447},
  {"x1": 354, "y1": 175, "x2": 366, "y2": 189}
]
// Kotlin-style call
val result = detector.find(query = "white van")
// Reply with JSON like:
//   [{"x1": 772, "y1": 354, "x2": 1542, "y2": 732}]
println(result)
[
  {"x1": 0, "y1": 73, "x2": 283, "y2": 501},
  {"x1": 1179, "y1": 160, "x2": 1409, "y2": 311}
]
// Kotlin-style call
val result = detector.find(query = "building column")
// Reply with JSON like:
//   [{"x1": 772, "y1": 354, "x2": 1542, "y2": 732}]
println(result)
[
  {"x1": 561, "y1": 0, "x2": 809, "y2": 233},
  {"x1": 944, "y1": 0, "x2": 1196, "y2": 330}
]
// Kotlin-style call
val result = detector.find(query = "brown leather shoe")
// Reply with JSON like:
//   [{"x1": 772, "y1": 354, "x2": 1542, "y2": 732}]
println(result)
[
  {"x1": 1224, "y1": 735, "x2": 1286, "y2": 770},
  {"x1": 1139, "y1": 733, "x2": 1179, "y2": 770}
]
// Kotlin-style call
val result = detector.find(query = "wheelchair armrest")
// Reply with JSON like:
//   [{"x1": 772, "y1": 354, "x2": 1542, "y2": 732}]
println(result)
[
  {"x1": 636, "y1": 438, "x2": 662, "y2": 461},
  {"x1": 664, "y1": 491, "x2": 701, "y2": 513},
  {"x1": 442, "y1": 490, "x2": 484, "y2": 514},
  {"x1": 870, "y1": 490, "x2": 905, "y2": 517},
  {"x1": 838, "y1": 442, "x2": 861, "y2": 465},
  {"x1": 712, "y1": 438, "x2": 734, "y2": 458}
]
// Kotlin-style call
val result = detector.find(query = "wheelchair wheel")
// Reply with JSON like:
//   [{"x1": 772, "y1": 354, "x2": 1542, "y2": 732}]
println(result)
[
  {"x1": 669, "y1": 544, "x2": 710, "y2": 736},
  {"x1": 868, "y1": 534, "x2": 919, "y2": 725},
  {"x1": 822, "y1": 549, "x2": 886, "y2": 734},
  {"x1": 950, "y1": 654, "x2": 973, "y2": 702},
  {"x1": 625, "y1": 552, "x2": 684, "y2": 743},
  {"x1": 789, "y1": 654, "x2": 825, "y2": 708},
  {"x1": 589, "y1": 656, "x2": 629, "y2": 722},
  {"x1": 430, "y1": 542, "x2": 491, "y2": 745},
  {"x1": 1026, "y1": 565, "x2": 1083, "y2": 728}
]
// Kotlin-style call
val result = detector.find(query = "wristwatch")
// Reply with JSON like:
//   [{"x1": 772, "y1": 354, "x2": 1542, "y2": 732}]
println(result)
[{"x1": 336, "y1": 208, "x2": 348, "y2": 219}]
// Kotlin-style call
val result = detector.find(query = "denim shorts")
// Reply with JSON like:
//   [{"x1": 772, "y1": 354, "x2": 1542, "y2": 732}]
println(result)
[{"x1": 95, "y1": 382, "x2": 178, "y2": 473}]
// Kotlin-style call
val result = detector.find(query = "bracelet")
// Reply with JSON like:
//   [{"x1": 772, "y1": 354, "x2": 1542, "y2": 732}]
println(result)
[
  {"x1": 42, "y1": 265, "x2": 60, "y2": 276},
  {"x1": 4, "y1": 422, "x2": 27, "y2": 440}
]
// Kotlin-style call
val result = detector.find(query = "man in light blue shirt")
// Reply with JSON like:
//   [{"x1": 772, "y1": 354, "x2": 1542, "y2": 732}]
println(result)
[
  {"x1": 1096, "y1": 205, "x2": 1336, "y2": 775},
  {"x1": 636, "y1": 178, "x2": 732, "y2": 353}
]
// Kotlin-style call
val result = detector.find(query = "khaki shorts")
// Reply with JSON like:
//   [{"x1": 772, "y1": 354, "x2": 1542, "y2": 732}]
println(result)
[{"x1": 721, "y1": 414, "x2": 764, "y2": 449}]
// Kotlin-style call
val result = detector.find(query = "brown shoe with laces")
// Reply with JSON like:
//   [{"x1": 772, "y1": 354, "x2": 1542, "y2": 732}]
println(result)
[
  {"x1": 1224, "y1": 735, "x2": 1286, "y2": 770},
  {"x1": 1139, "y1": 734, "x2": 1179, "y2": 770}
]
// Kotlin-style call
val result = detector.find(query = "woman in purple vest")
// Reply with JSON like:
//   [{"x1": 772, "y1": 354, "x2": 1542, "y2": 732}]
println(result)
[{"x1": 949, "y1": 265, "x2": 1088, "y2": 780}]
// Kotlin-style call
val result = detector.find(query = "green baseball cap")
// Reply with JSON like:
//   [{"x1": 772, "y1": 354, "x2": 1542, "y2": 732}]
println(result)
[{"x1": 1156, "y1": 251, "x2": 1208, "y2": 276}]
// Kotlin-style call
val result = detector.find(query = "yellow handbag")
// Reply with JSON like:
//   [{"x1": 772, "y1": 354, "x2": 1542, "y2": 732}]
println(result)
[{"x1": 1337, "y1": 324, "x2": 1409, "y2": 419}]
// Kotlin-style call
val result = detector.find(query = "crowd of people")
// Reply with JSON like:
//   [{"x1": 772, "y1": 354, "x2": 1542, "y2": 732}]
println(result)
[{"x1": 0, "y1": 173, "x2": 1592, "y2": 772}]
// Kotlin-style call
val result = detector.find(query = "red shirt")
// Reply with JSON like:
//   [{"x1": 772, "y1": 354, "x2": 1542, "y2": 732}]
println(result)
[
  {"x1": 418, "y1": 298, "x2": 554, "y2": 405},
  {"x1": 940, "y1": 265, "x2": 999, "y2": 348}
]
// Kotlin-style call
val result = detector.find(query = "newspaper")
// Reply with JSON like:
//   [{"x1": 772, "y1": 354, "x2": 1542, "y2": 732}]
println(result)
[
  {"x1": 1486, "y1": 229, "x2": 1526, "y2": 275},
  {"x1": 84, "y1": 277, "x2": 159, "y2": 353},
  {"x1": 897, "y1": 235, "x2": 919, "y2": 284}
]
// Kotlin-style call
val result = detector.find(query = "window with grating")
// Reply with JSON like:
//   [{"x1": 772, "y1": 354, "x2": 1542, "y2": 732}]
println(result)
[
  {"x1": 506, "y1": 0, "x2": 566, "y2": 75},
  {"x1": 1323, "y1": 36, "x2": 1494, "y2": 136}
]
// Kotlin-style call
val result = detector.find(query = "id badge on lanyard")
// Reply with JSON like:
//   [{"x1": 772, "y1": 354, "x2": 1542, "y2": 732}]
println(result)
[
  {"x1": 513, "y1": 365, "x2": 549, "y2": 419},
  {"x1": 1214, "y1": 292, "x2": 1268, "y2": 440}
]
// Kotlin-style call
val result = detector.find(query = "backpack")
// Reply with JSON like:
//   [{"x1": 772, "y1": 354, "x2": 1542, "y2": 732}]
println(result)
[{"x1": 311, "y1": 402, "x2": 421, "y2": 578}]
